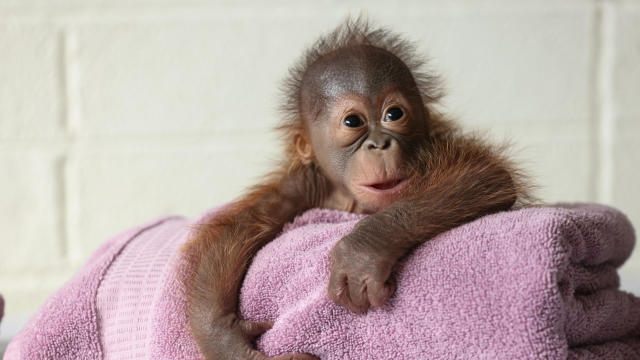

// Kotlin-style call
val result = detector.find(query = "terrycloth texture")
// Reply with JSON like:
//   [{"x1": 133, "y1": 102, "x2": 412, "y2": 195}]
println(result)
[
  {"x1": 4, "y1": 204, "x2": 640, "y2": 359},
  {"x1": 240, "y1": 204, "x2": 640, "y2": 359},
  {"x1": 3, "y1": 217, "x2": 187, "y2": 360},
  {"x1": 96, "y1": 217, "x2": 191, "y2": 359}
]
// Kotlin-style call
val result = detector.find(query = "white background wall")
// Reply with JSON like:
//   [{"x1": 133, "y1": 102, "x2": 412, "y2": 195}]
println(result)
[{"x1": 1, "y1": 0, "x2": 639, "y2": 345}]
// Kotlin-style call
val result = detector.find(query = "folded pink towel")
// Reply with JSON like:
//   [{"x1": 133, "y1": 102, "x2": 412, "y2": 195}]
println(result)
[{"x1": 4, "y1": 204, "x2": 640, "y2": 359}]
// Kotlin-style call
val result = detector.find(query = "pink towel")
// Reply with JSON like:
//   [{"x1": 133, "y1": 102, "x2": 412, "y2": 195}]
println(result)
[
  {"x1": 3, "y1": 217, "x2": 185, "y2": 360},
  {"x1": 4, "y1": 204, "x2": 640, "y2": 359}
]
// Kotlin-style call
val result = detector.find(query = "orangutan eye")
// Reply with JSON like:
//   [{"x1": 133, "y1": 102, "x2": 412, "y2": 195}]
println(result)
[
  {"x1": 343, "y1": 115, "x2": 364, "y2": 128},
  {"x1": 385, "y1": 107, "x2": 404, "y2": 121}
]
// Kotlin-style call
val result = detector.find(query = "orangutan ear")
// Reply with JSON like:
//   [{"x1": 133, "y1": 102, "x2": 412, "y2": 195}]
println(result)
[{"x1": 294, "y1": 133, "x2": 314, "y2": 165}]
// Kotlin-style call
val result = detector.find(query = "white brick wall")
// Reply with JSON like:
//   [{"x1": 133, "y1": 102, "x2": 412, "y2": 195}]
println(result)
[{"x1": 1, "y1": 0, "x2": 639, "y2": 342}]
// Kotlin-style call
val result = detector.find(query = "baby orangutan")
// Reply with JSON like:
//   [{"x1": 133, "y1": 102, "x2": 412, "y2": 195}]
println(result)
[{"x1": 184, "y1": 18, "x2": 529, "y2": 360}]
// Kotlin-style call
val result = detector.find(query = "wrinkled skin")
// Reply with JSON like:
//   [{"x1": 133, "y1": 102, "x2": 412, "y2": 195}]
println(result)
[
  {"x1": 329, "y1": 232, "x2": 398, "y2": 313},
  {"x1": 300, "y1": 46, "x2": 427, "y2": 215},
  {"x1": 298, "y1": 46, "x2": 428, "y2": 311}
]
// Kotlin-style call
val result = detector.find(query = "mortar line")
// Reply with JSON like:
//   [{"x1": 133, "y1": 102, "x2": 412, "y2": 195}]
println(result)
[
  {"x1": 55, "y1": 155, "x2": 69, "y2": 259},
  {"x1": 588, "y1": 3, "x2": 602, "y2": 203},
  {"x1": 595, "y1": 0, "x2": 616, "y2": 204},
  {"x1": 62, "y1": 27, "x2": 80, "y2": 134},
  {"x1": 60, "y1": 27, "x2": 80, "y2": 262},
  {"x1": 57, "y1": 28, "x2": 68, "y2": 132},
  {"x1": 54, "y1": 28, "x2": 70, "y2": 260}
]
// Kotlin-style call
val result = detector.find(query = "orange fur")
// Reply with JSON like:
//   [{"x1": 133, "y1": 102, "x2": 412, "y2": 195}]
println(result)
[{"x1": 183, "y1": 17, "x2": 533, "y2": 359}]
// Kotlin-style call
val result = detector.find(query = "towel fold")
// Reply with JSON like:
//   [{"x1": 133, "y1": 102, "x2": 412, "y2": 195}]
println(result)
[
  {"x1": 239, "y1": 204, "x2": 640, "y2": 359},
  {"x1": 4, "y1": 204, "x2": 640, "y2": 360}
]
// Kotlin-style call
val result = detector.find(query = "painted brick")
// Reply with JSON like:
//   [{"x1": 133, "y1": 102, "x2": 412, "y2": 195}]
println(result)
[
  {"x1": 613, "y1": 3, "x2": 640, "y2": 120},
  {"x1": 528, "y1": 144, "x2": 592, "y2": 202},
  {"x1": 379, "y1": 3, "x2": 595, "y2": 126},
  {"x1": 74, "y1": 18, "x2": 327, "y2": 137},
  {"x1": 611, "y1": 2, "x2": 640, "y2": 295},
  {"x1": 516, "y1": 136, "x2": 592, "y2": 203},
  {"x1": 470, "y1": 120, "x2": 594, "y2": 202},
  {"x1": 71, "y1": 4, "x2": 595, "y2": 136},
  {"x1": 611, "y1": 139, "x2": 640, "y2": 235},
  {"x1": 0, "y1": 23, "x2": 62, "y2": 139},
  {"x1": 621, "y1": 256, "x2": 640, "y2": 295},
  {"x1": 0, "y1": 150, "x2": 66, "y2": 270},
  {"x1": 0, "y1": 270, "x2": 75, "y2": 315},
  {"x1": 66, "y1": 133, "x2": 280, "y2": 261}
]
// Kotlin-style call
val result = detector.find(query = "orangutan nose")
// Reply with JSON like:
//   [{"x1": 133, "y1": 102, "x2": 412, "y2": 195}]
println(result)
[{"x1": 365, "y1": 134, "x2": 392, "y2": 151}]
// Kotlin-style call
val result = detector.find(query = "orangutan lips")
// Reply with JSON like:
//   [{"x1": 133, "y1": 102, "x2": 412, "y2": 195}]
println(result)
[{"x1": 370, "y1": 178, "x2": 404, "y2": 190}]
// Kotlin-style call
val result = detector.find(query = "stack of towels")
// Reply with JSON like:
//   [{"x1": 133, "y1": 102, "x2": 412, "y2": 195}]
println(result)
[{"x1": 4, "y1": 204, "x2": 640, "y2": 359}]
